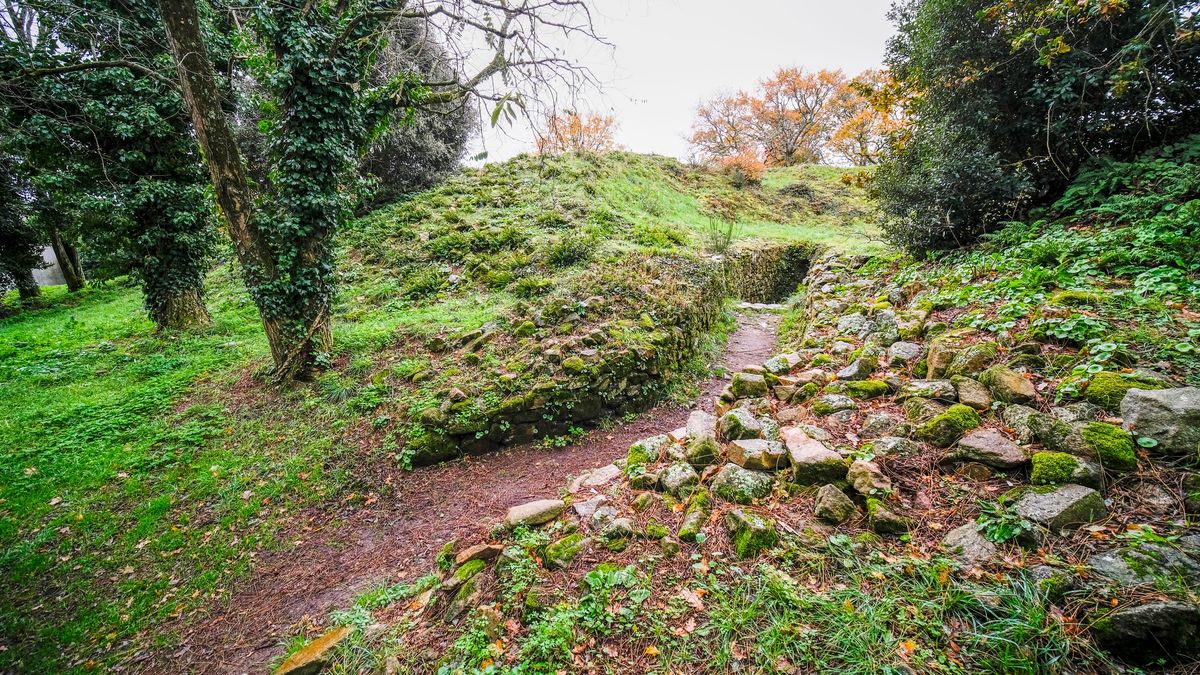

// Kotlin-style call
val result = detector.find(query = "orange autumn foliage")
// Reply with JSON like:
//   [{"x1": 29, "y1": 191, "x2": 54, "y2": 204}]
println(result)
[
  {"x1": 536, "y1": 112, "x2": 619, "y2": 154},
  {"x1": 690, "y1": 66, "x2": 909, "y2": 168}
]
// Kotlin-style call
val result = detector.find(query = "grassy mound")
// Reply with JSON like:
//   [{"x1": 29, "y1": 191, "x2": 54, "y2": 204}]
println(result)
[{"x1": 0, "y1": 152, "x2": 878, "y2": 671}]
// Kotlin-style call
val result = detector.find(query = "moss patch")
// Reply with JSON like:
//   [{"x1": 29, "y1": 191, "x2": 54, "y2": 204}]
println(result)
[
  {"x1": 844, "y1": 379, "x2": 890, "y2": 400},
  {"x1": 1079, "y1": 422, "x2": 1137, "y2": 472},
  {"x1": 1083, "y1": 371, "x2": 1165, "y2": 412},
  {"x1": 1030, "y1": 452, "x2": 1080, "y2": 485},
  {"x1": 915, "y1": 404, "x2": 981, "y2": 448}
]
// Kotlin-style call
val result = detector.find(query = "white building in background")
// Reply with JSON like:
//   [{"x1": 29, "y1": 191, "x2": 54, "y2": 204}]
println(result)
[{"x1": 31, "y1": 246, "x2": 66, "y2": 286}]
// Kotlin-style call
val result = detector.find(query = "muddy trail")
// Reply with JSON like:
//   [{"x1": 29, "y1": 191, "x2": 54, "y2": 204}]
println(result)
[{"x1": 160, "y1": 309, "x2": 781, "y2": 674}]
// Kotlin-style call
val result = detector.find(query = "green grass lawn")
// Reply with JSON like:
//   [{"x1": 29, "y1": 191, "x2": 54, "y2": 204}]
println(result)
[{"x1": 0, "y1": 152, "x2": 883, "y2": 672}]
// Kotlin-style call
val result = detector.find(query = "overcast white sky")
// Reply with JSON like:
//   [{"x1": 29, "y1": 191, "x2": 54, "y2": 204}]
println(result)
[{"x1": 468, "y1": 0, "x2": 896, "y2": 163}]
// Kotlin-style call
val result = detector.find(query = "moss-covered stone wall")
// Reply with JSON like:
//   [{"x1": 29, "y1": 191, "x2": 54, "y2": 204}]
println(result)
[{"x1": 407, "y1": 242, "x2": 817, "y2": 466}]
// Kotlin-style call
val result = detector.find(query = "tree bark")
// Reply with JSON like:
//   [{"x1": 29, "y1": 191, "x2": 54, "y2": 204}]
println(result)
[
  {"x1": 14, "y1": 267, "x2": 39, "y2": 305},
  {"x1": 49, "y1": 225, "x2": 85, "y2": 292},
  {"x1": 152, "y1": 286, "x2": 212, "y2": 330},
  {"x1": 157, "y1": 0, "x2": 327, "y2": 379}
]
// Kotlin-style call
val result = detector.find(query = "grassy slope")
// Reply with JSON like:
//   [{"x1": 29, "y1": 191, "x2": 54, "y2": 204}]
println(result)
[
  {"x1": 0, "y1": 153, "x2": 878, "y2": 671},
  {"x1": 302, "y1": 143, "x2": 1200, "y2": 673}
]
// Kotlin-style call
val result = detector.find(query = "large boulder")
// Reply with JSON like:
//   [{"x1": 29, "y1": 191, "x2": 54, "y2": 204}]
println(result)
[
  {"x1": 1092, "y1": 602, "x2": 1200, "y2": 663},
  {"x1": 728, "y1": 439, "x2": 789, "y2": 472},
  {"x1": 950, "y1": 429, "x2": 1027, "y2": 469},
  {"x1": 1121, "y1": 387, "x2": 1200, "y2": 457},
  {"x1": 1009, "y1": 484, "x2": 1105, "y2": 531},
  {"x1": 783, "y1": 427, "x2": 848, "y2": 484},
  {"x1": 711, "y1": 463, "x2": 774, "y2": 504}
]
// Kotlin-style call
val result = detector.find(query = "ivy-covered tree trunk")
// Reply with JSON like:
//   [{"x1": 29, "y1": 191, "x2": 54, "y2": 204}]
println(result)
[
  {"x1": 48, "y1": 226, "x2": 84, "y2": 292},
  {"x1": 157, "y1": 0, "x2": 333, "y2": 377}
]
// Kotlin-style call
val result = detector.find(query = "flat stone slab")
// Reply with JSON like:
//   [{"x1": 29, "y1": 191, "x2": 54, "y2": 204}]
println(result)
[
  {"x1": 505, "y1": 499, "x2": 565, "y2": 528},
  {"x1": 728, "y1": 439, "x2": 789, "y2": 471},
  {"x1": 1010, "y1": 484, "x2": 1105, "y2": 530},
  {"x1": 567, "y1": 464, "x2": 621, "y2": 493},
  {"x1": 275, "y1": 625, "x2": 353, "y2": 675},
  {"x1": 454, "y1": 543, "x2": 503, "y2": 566}
]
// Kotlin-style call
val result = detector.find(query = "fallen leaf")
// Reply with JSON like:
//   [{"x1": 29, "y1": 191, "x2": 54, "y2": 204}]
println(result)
[
  {"x1": 679, "y1": 588, "x2": 705, "y2": 610},
  {"x1": 644, "y1": 645, "x2": 660, "y2": 656}
]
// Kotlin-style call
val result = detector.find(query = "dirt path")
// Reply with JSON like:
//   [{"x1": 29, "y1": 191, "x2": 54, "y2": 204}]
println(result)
[{"x1": 162, "y1": 310, "x2": 780, "y2": 674}]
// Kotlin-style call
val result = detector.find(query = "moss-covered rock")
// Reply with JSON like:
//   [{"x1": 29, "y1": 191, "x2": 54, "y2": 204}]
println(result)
[
  {"x1": 678, "y1": 488, "x2": 711, "y2": 543},
  {"x1": 1049, "y1": 289, "x2": 1103, "y2": 306},
  {"x1": 811, "y1": 394, "x2": 857, "y2": 417},
  {"x1": 979, "y1": 365, "x2": 1036, "y2": 404},
  {"x1": 545, "y1": 533, "x2": 587, "y2": 569},
  {"x1": 717, "y1": 408, "x2": 763, "y2": 441},
  {"x1": 903, "y1": 397, "x2": 947, "y2": 423},
  {"x1": 914, "y1": 404, "x2": 981, "y2": 448},
  {"x1": 711, "y1": 463, "x2": 774, "y2": 504},
  {"x1": 1079, "y1": 421, "x2": 1137, "y2": 473},
  {"x1": 866, "y1": 498, "x2": 912, "y2": 534},
  {"x1": 724, "y1": 509, "x2": 778, "y2": 558},
  {"x1": 731, "y1": 371, "x2": 769, "y2": 399},
  {"x1": 685, "y1": 436, "x2": 720, "y2": 467},
  {"x1": 945, "y1": 341, "x2": 998, "y2": 378},
  {"x1": 625, "y1": 434, "x2": 670, "y2": 476},
  {"x1": 561, "y1": 356, "x2": 587, "y2": 374},
  {"x1": 644, "y1": 520, "x2": 670, "y2": 539},
  {"x1": 844, "y1": 379, "x2": 890, "y2": 400},
  {"x1": 814, "y1": 484, "x2": 857, "y2": 523},
  {"x1": 1083, "y1": 371, "x2": 1166, "y2": 412},
  {"x1": 926, "y1": 328, "x2": 978, "y2": 378},
  {"x1": 1028, "y1": 452, "x2": 1099, "y2": 488}
]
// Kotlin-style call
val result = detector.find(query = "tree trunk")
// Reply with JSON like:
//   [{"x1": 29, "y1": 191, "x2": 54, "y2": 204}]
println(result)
[
  {"x1": 14, "y1": 267, "x2": 40, "y2": 305},
  {"x1": 49, "y1": 226, "x2": 85, "y2": 292},
  {"x1": 157, "y1": 0, "x2": 325, "y2": 379},
  {"x1": 151, "y1": 286, "x2": 212, "y2": 330}
]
